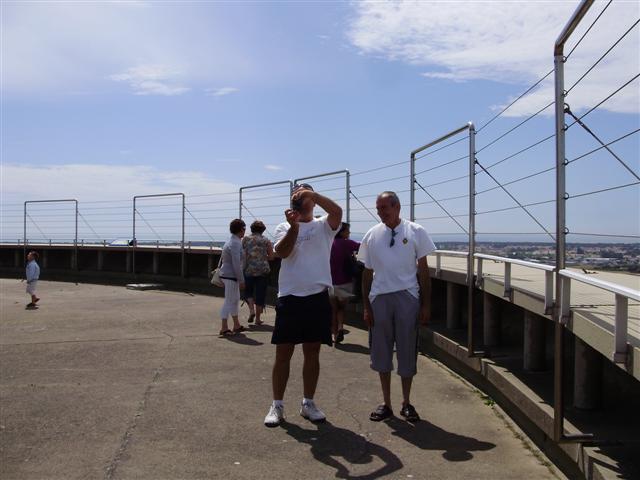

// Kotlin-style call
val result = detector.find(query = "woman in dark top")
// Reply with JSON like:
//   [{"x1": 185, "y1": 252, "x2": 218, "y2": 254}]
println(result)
[
  {"x1": 242, "y1": 220, "x2": 274, "y2": 325},
  {"x1": 329, "y1": 222, "x2": 360, "y2": 344}
]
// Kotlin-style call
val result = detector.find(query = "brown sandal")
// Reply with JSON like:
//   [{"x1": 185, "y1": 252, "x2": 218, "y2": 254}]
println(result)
[{"x1": 219, "y1": 329, "x2": 233, "y2": 337}]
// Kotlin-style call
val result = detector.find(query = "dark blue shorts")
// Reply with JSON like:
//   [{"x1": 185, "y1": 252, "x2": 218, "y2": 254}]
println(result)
[
  {"x1": 244, "y1": 275, "x2": 268, "y2": 306},
  {"x1": 271, "y1": 290, "x2": 332, "y2": 346}
]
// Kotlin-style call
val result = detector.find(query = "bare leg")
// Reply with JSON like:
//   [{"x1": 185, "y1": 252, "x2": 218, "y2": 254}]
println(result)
[
  {"x1": 231, "y1": 315, "x2": 241, "y2": 330},
  {"x1": 379, "y1": 372, "x2": 392, "y2": 407},
  {"x1": 273, "y1": 344, "x2": 295, "y2": 400},
  {"x1": 401, "y1": 376, "x2": 413, "y2": 406},
  {"x1": 336, "y1": 299, "x2": 346, "y2": 332},
  {"x1": 255, "y1": 304, "x2": 264, "y2": 324},
  {"x1": 302, "y1": 342, "x2": 321, "y2": 399},
  {"x1": 220, "y1": 318, "x2": 229, "y2": 333},
  {"x1": 329, "y1": 296, "x2": 339, "y2": 340},
  {"x1": 247, "y1": 297, "x2": 255, "y2": 315}
]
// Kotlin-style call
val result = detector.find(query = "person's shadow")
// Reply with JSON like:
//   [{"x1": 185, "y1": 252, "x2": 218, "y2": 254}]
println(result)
[
  {"x1": 333, "y1": 342, "x2": 370, "y2": 356},
  {"x1": 282, "y1": 421, "x2": 403, "y2": 479},
  {"x1": 223, "y1": 333, "x2": 264, "y2": 346},
  {"x1": 249, "y1": 323, "x2": 274, "y2": 332},
  {"x1": 385, "y1": 416, "x2": 495, "y2": 461}
]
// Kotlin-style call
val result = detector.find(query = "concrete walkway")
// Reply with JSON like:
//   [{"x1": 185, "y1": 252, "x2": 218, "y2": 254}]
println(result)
[{"x1": 0, "y1": 280, "x2": 564, "y2": 479}]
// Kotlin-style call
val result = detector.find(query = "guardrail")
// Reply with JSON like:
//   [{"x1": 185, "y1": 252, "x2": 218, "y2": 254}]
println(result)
[
  {"x1": 475, "y1": 253, "x2": 555, "y2": 315},
  {"x1": 559, "y1": 268, "x2": 639, "y2": 364}
]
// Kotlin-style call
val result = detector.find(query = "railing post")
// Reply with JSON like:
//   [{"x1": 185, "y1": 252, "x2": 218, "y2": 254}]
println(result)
[
  {"x1": 613, "y1": 294, "x2": 629, "y2": 363},
  {"x1": 467, "y1": 124, "x2": 477, "y2": 356},
  {"x1": 503, "y1": 262, "x2": 512, "y2": 297},
  {"x1": 560, "y1": 276, "x2": 571, "y2": 325},
  {"x1": 436, "y1": 252, "x2": 442, "y2": 278},
  {"x1": 476, "y1": 257, "x2": 483, "y2": 288},
  {"x1": 544, "y1": 270, "x2": 554, "y2": 315},
  {"x1": 410, "y1": 153, "x2": 416, "y2": 222},
  {"x1": 181, "y1": 194, "x2": 186, "y2": 277},
  {"x1": 553, "y1": 0, "x2": 594, "y2": 444}
]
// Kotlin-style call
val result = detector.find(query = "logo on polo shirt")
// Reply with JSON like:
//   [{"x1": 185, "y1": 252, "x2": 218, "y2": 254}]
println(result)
[{"x1": 403, "y1": 238, "x2": 408, "y2": 244}]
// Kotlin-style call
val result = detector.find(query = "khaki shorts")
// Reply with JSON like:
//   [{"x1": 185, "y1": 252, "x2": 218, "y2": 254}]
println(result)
[
  {"x1": 369, "y1": 290, "x2": 420, "y2": 377},
  {"x1": 26, "y1": 281, "x2": 38, "y2": 295}
]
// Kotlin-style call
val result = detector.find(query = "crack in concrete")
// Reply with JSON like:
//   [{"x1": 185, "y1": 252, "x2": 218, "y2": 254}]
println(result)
[
  {"x1": 1, "y1": 336, "x2": 166, "y2": 347},
  {"x1": 104, "y1": 335, "x2": 174, "y2": 480}
]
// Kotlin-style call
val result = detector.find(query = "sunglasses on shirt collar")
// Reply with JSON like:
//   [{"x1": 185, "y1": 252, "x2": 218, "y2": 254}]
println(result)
[{"x1": 390, "y1": 228, "x2": 398, "y2": 247}]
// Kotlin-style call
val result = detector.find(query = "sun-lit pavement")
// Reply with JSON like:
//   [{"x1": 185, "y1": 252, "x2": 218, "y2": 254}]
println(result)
[{"x1": 0, "y1": 279, "x2": 564, "y2": 479}]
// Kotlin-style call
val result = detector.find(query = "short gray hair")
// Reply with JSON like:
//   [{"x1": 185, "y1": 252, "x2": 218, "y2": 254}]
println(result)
[{"x1": 377, "y1": 191, "x2": 400, "y2": 207}]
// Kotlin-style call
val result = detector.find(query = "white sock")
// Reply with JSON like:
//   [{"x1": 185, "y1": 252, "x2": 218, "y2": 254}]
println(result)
[
  {"x1": 273, "y1": 400, "x2": 284, "y2": 408},
  {"x1": 302, "y1": 397, "x2": 313, "y2": 405}
]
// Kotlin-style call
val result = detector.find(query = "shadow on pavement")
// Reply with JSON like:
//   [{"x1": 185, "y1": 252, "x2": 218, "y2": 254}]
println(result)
[
  {"x1": 282, "y1": 421, "x2": 403, "y2": 479},
  {"x1": 334, "y1": 342, "x2": 369, "y2": 356},
  {"x1": 223, "y1": 333, "x2": 264, "y2": 346},
  {"x1": 249, "y1": 323, "x2": 275, "y2": 332},
  {"x1": 385, "y1": 416, "x2": 495, "y2": 462}
]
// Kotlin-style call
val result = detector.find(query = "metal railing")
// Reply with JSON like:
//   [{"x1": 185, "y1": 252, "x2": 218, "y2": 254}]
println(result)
[
  {"x1": 24, "y1": 199, "x2": 79, "y2": 271},
  {"x1": 133, "y1": 193, "x2": 186, "y2": 277},
  {"x1": 558, "y1": 268, "x2": 639, "y2": 363},
  {"x1": 294, "y1": 170, "x2": 351, "y2": 223},
  {"x1": 411, "y1": 122, "x2": 478, "y2": 353},
  {"x1": 475, "y1": 253, "x2": 555, "y2": 315}
]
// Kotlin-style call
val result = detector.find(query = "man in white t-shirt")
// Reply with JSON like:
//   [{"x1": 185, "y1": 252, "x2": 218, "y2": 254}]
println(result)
[
  {"x1": 264, "y1": 183, "x2": 342, "y2": 428},
  {"x1": 360, "y1": 191, "x2": 436, "y2": 423}
]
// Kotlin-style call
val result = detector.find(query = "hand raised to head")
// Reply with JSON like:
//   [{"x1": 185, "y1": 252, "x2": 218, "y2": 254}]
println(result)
[{"x1": 284, "y1": 208, "x2": 301, "y2": 226}]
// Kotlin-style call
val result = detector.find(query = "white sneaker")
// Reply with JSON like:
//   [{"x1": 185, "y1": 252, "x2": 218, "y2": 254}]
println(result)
[
  {"x1": 264, "y1": 404, "x2": 285, "y2": 427},
  {"x1": 300, "y1": 400, "x2": 326, "y2": 423}
]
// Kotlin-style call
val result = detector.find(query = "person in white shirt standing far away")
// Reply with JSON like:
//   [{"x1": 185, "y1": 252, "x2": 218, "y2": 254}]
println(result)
[
  {"x1": 25, "y1": 250, "x2": 41, "y2": 309},
  {"x1": 360, "y1": 191, "x2": 436, "y2": 423},
  {"x1": 264, "y1": 183, "x2": 342, "y2": 427}
]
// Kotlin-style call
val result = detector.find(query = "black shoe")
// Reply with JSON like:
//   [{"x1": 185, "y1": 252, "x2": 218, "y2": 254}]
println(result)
[
  {"x1": 400, "y1": 403, "x2": 420, "y2": 423},
  {"x1": 247, "y1": 313, "x2": 255, "y2": 324},
  {"x1": 369, "y1": 404, "x2": 393, "y2": 422},
  {"x1": 336, "y1": 330, "x2": 345, "y2": 344}
]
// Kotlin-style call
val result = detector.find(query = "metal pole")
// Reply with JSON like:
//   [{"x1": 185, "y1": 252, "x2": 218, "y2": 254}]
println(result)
[
  {"x1": 553, "y1": 0, "x2": 594, "y2": 444},
  {"x1": 239, "y1": 180, "x2": 293, "y2": 219},
  {"x1": 23, "y1": 199, "x2": 78, "y2": 272},
  {"x1": 74, "y1": 201, "x2": 78, "y2": 270},
  {"x1": 410, "y1": 153, "x2": 416, "y2": 222},
  {"x1": 294, "y1": 170, "x2": 349, "y2": 220},
  {"x1": 181, "y1": 194, "x2": 186, "y2": 277},
  {"x1": 467, "y1": 123, "x2": 476, "y2": 355},
  {"x1": 345, "y1": 171, "x2": 351, "y2": 223},
  {"x1": 23, "y1": 202, "x2": 27, "y2": 275},
  {"x1": 132, "y1": 197, "x2": 136, "y2": 275}
]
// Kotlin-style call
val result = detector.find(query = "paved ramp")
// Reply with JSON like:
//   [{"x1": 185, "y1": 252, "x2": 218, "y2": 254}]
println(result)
[{"x1": 0, "y1": 280, "x2": 562, "y2": 479}]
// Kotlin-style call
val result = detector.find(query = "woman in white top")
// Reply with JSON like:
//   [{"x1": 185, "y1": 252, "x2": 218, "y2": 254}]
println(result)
[{"x1": 218, "y1": 219, "x2": 247, "y2": 336}]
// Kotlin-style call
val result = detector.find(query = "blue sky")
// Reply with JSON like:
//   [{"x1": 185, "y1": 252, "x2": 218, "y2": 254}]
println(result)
[{"x1": 1, "y1": 1, "x2": 639, "y2": 243}]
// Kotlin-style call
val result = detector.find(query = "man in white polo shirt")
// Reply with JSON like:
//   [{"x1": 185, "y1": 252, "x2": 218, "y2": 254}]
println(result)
[
  {"x1": 360, "y1": 191, "x2": 436, "y2": 423},
  {"x1": 264, "y1": 183, "x2": 342, "y2": 428}
]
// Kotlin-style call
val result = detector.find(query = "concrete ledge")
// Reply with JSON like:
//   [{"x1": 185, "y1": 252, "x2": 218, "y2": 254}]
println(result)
[{"x1": 418, "y1": 327, "x2": 639, "y2": 480}]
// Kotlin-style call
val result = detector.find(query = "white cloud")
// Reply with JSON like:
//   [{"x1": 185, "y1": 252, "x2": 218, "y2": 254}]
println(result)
[
  {"x1": 205, "y1": 87, "x2": 239, "y2": 97},
  {"x1": 110, "y1": 64, "x2": 190, "y2": 96},
  {"x1": 348, "y1": 1, "x2": 640, "y2": 117},
  {"x1": 264, "y1": 164, "x2": 283, "y2": 171},
  {"x1": 1, "y1": 3, "x2": 252, "y2": 96},
  {"x1": 1, "y1": 163, "x2": 238, "y2": 202}
]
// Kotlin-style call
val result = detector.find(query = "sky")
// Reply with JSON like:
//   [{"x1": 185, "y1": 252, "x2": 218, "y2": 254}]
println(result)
[{"x1": 1, "y1": 0, "x2": 639, "y2": 244}]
